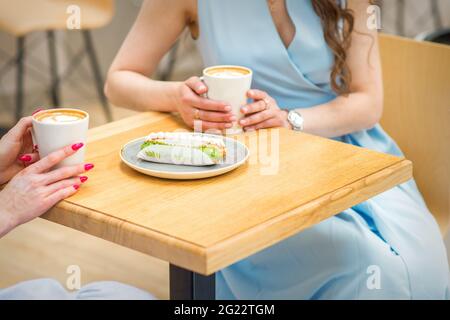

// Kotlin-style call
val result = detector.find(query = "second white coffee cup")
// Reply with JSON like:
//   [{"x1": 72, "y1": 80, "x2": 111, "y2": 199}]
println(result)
[{"x1": 202, "y1": 65, "x2": 252, "y2": 134}]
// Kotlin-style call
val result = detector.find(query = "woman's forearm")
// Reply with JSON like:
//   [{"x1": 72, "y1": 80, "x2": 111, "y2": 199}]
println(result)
[
  {"x1": 297, "y1": 91, "x2": 383, "y2": 138},
  {"x1": 0, "y1": 194, "x2": 15, "y2": 238},
  {"x1": 0, "y1": 213, "x2": 14, "y2": 238},
  {"x1": 105, "y1": 70, "x2": 182, "y2": 112}
]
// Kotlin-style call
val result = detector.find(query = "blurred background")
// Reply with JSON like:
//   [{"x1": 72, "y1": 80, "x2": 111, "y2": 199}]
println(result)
[
  {"x1": 0, "y1": 0, "x2": 449, "y2": 299},
  {"x1": 1, "y1": 0, "x2": 450, "y2": 129}
]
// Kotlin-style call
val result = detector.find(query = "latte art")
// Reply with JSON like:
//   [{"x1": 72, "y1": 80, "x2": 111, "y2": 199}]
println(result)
[
  {"x1": 34, "y1": 110, "x2": 86, "y2": 124},
  {"x1": 40, "y1": 114, "x2": 82, "y2": 123},
  {"x1": 209, "y1": 70, "x2": 246, "y2": 78},
  {"x1": 206, "y1": 66, "x2": 250, "y2": 78}
]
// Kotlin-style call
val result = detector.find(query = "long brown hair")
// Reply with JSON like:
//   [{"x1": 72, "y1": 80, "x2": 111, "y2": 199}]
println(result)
[{"x1": 311, "y1": 0, "x2": 355, "y2": 95}]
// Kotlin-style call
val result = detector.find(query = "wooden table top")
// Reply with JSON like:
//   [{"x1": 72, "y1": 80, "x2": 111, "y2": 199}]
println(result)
[{"x1": 42, "y1": 112, "x2": 412, "y2": 275}]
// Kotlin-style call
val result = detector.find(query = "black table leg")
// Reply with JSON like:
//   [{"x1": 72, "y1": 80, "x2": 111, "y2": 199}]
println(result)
[{"x1": 170, "y1": 264, "x2": 215, "y2": 300}]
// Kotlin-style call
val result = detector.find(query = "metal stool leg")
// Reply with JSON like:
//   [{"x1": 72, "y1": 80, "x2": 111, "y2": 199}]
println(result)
[
  {"x1": 47, "y1": 30, "x2": 60, "y2": 106},
  {"x1": 82, "y1": 30, "x2": 112, "y2": 122},
  {"x1": 396, "y1": 0, "x2": 405, "y2": 37},
  {"x1": 431, "y1": 0, "x2": 443, "y2": 30},
  {"x1": 15, "y1": 36, "x2": 25, "y2": 121}
]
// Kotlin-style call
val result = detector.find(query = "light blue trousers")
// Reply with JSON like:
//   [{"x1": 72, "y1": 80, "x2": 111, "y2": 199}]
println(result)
[{"x1": 0, "y1": 278, "x2": 155, "y2": 300}]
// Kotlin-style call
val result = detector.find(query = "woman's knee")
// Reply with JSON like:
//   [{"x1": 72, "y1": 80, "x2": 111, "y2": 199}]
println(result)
[
  {"x1": 74, "y1": 281, "x2": 155, "y2": 300},
  {"x1": 0, "y1": 278, "x2": 70, "y2": 300}
]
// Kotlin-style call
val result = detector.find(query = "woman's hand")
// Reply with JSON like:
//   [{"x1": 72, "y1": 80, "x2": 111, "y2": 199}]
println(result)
[
  {"x1": 0, "y1": 116, "x2": 40, "y2": 185},
  {"x1": 239, "y1": 89, "x2": 291, "y2": 131},
  {"x1": 0, "y1": 143, "x2": 93, "y2": 237},
  {"x1": 176, "y1": 77, "x2": 236, "y2": 132}
]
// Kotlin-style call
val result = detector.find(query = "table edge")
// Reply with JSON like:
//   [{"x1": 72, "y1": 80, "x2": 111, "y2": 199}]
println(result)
[
  {"x1": 40, "y1": 200, "x2": 208, "y2": 272},
  {"x1": 203, "y1": 159, "x2": 412, "y2": 274},
  {"x1": 41, "y1": 159, "x2": 412, "y2": 275}
]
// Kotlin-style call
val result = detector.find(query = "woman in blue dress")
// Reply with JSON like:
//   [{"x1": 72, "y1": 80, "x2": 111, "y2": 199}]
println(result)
[{"x1": 105, "y1": 0, "x2": 449, "y2": 299}]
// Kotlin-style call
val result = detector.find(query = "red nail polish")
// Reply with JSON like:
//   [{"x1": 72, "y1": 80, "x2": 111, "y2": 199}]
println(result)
[
  {"x1": 33, "y1": 145, "x2": 39, "y2": 151},
  {"x1": 19, "y1": 155, "x2": 32, "y2": 162},
  {"x1": 71, "y1": 143, "x2": 84, "y2": 151},
  {"x1": 79, "y1": 176, "x2": 88, "y2": 183},
  {"x1": 73, "y1": 184, "x2": 80, "y2": 190},
  {"x1": 84, "y1": 163, "x2": 94, "y2": 171},
  {"x1": 32, "y1": 108, "x2": 44, "y2": 115}
]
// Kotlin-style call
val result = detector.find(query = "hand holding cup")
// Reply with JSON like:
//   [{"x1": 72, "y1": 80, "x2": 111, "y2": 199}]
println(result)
[{"x1": 176, "y1": 76, "x2": 236, "y2": 132}]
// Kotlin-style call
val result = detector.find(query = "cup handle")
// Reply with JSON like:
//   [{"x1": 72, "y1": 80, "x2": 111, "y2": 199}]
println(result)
[{"x1": 199, "y1": 76, "x2": 208, "y2": 99}]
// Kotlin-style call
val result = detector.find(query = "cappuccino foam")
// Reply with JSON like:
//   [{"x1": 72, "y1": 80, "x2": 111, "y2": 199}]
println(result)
[
  {"x1": 34, "y1": 110, "x2": 86, "y2": 124},
  {"x1": 206, "y1": 67, "x2": 250, "y2": 78},
  {"x1": 211, "y1": 71, "x2": 244, "y2": 78},
  {"x1": 41, "y1": 114, "x2": 82, "y2": 123}
]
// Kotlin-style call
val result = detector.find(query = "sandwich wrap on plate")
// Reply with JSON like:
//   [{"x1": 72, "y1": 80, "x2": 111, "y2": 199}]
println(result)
[{"x1": 137, "y1": 132, "x2": 226, "y2": 166}]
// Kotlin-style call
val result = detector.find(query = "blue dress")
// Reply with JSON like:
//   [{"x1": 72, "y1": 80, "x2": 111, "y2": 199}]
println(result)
[{"x1": 196, "y1": 0, "x2": 449, "y2": 299}]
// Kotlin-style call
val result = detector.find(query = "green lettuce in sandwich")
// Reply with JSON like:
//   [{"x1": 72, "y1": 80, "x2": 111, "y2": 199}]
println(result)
[{"x1": 137, "y1": 132, "x2": 226, "y2": 166}]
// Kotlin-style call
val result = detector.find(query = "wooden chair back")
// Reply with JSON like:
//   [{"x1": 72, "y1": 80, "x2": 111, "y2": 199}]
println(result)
[{"x1": 379, "y1": 34, "x2": 450, "y2": 235}]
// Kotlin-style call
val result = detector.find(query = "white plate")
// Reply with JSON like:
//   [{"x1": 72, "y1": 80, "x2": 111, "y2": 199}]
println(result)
[{"x1": 120, "y1": 134, "x2": 249, "y2": 180}]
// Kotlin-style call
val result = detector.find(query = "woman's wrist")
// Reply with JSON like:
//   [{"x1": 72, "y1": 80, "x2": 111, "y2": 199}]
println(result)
[
  {"x1": 172, "y1": 81, "x2": 186, "y2": 113},
  {"x1": 0, "y1": 192, "x2": 16, "y2": 237},
  {"x1": 144, "y1": 79, "x2": 183, "y2": 113},
  {"x1": 280, "y1": 109, "x2": 292, "y2": 129}
]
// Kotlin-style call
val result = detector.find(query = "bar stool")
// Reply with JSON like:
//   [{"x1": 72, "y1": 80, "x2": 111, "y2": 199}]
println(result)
[
  {"x1": 0, "y1": 0, "x2": 114, "y2": 122},
  {"x1": 393, "y1": 0, "x2": 443, "y2": 37},
  {"x1": 416, "y1": 28, "x2": 450, "y2": 45}
]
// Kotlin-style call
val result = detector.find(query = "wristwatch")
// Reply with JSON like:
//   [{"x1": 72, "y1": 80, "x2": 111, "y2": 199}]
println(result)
[{"x1": 286, "y1": 110, "x2": 304, "y2": 131}]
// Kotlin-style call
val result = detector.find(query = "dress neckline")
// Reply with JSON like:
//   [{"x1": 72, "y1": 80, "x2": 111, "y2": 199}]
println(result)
[{"x1": 263, "y1": 0, "x2": 299, "y2": 52}]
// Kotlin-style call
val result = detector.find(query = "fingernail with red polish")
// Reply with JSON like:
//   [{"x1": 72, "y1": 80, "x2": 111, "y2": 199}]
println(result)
[
  {"x1": 33, "y1": 145, "x2": 39, "y2": 151},
  {"x1": 73, "y1": 184, "x2": 80, "y2": 190},
  {"x1": 71, "y1": 143, "x2": 84, "y2": 151},
  {"x1": 19, "y1": 155, "x2": 32, "y2": 162},
  {"x1": 84, "y1": 163, "x2": 94, "y2": 171},
  {"x1": 32, "y1": 108, "x2": 44, "y2": 115},
  {"x1": 79, "y1": 176, "x2": 88, "y2": 183}
]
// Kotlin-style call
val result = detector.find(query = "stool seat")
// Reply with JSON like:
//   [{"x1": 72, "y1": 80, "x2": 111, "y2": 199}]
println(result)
[{"x1": 0, "y1": 0, "x2": 113, "y2": 36}]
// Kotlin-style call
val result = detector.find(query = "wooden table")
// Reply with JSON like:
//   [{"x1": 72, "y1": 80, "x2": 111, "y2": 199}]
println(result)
[{"x1": 41, "y1": 112, "x2": 412, "y2": 299}]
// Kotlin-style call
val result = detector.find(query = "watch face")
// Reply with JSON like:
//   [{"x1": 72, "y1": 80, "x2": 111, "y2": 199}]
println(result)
[
  {"x1": 288, "y1": 111, "x2": 303, "y2": 130},
  {"x1": 289, "y1": 112, "x2": 301, "y2": 125}
]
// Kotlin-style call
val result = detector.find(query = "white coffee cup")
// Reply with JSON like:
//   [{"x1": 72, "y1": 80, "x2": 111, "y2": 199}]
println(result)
[
  {"x1": 202, "y1": 65, "x2": 253, "y2": 134},
  {"x1": 32, "y1": 108, "x2": 89, "y2": 168}
]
